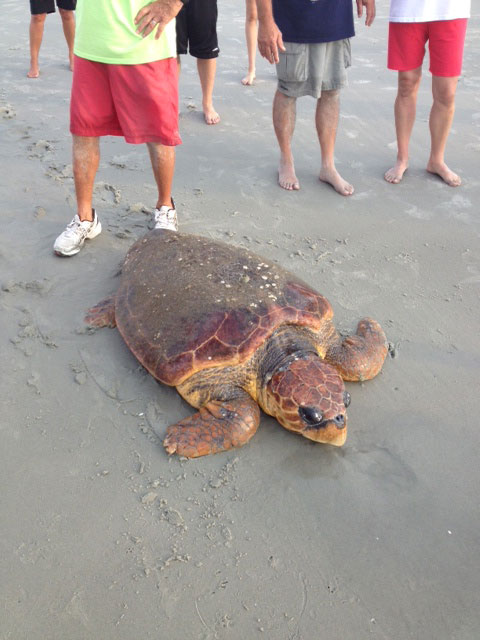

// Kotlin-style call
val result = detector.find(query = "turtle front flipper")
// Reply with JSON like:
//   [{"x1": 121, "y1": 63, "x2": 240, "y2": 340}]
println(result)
[
  {"x1": 325, "y1": 317, "x2": 388, "y2": 382},
  {"x1": 164, "y1": 394, "x2": 260, "y2": 458},
  {"x1": 85, "y1": 295, "x2": 116, "y2": 328}
]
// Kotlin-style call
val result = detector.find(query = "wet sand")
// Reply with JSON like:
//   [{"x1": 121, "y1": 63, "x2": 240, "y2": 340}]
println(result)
[{"x1": 1, "y1": 1, "x2": 480, "y2": 638}]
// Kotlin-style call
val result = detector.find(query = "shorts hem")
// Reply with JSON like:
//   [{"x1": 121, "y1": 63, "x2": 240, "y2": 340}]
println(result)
[
  {"x1": 387, "y1": 63, "x2": 422, "y2": 72},
  {"x1": 388, "y1": 64, "x2": 461, "y2": 77},
  {"x1": 429, "y1": 68, "x2": 462, "y2": 77},
  {"x1": 188, "y1": 51, "x2": 220, "y2": 59},
  {"x1": 70, "y1": 127, "x2": 181, "y2": 146},
  {"x1": 124, "y1": 135, "x2": 182, "y2": 146},
  {"x1": 70, "y1": 127, "x2": 123, "y2": 138},
  {"x1": 277, "y1": 80, "x2": 346, "y2": 99}
]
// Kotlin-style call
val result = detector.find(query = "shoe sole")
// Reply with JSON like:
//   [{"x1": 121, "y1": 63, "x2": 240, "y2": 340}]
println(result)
[{"x1": 154, "y1": 224, "x2": 178, "y2": 232}]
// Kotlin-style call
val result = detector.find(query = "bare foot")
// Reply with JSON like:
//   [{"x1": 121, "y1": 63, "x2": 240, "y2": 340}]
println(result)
[
  {"x1": 242, "y1": 71, "x2": 256, "y2": 86},
  {"x1": 278, "y1": 158, "x2": 300, "y2": 191},
  {"x1": 426, "y1": 160, "x2": 461, "y2": 187},
  {"x1": 384, "y1": 160, "x2": 408, "y2": 184},
  {"x1": 27, "y1": 66, "x2": 40, "y2": 78},
  {"x1": 319, "y1": 166, "x2": 354, "y2": 196},
  {"x1": 203, "y1": 105, "x2": 220, "y2": 125}
]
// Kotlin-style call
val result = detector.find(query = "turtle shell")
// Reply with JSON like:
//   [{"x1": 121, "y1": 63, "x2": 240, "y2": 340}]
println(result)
[{"x1": 114, "y1": 231, "x2": 333, "y2": 386}]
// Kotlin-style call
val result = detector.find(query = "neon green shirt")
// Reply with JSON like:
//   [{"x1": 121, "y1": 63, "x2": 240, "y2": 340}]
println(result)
[{"x1": 74, "y1": 0, "x2": 176, "y2": 65}]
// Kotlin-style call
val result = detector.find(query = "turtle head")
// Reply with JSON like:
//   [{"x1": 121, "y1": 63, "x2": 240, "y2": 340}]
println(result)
[{"x1": 263, "y1": 354, "x2": 349, "y2": 446}]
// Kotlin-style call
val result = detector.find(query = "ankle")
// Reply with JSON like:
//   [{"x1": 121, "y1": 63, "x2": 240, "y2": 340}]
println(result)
[
  {"x1": 78, "y1": 208, "x2": 94, "y2": 222},
  {"x1": 156, "y1": 198, "x2": 174, "y2": 210},
  {"x1": 279, "y1": 152, "x2": 294, "y2": 166},
  {"x1": 320, "y1": 161, "x2": 336, "y2": 172},
  {"x1": 428, "y1": 156, "x2": 444, "y2": 167}
]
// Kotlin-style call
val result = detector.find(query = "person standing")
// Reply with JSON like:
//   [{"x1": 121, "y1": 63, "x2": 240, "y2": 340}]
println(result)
[
  {"x1": 242, "y1": 0, "x2": 258, "y2": 86},
  {"x1": 384, "y1": 0, "x2": 471, "y2": 186},
  {"x1": 176, "y1": 0, "x2": 220, "y2": 125},
  {"x1": 53, "y1": 0, "x2": 184, "y2": 257},
  {"x1": 28, "y1": 0, "x2": 76, "y2": 78},
  {"x1": 256, "y1": 0, "x2": 376, "y2": 195}
]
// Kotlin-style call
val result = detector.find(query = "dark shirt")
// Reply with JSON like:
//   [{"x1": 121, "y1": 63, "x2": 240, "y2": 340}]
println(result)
[{"x1": 272, "y1": 0, "x2": 355, "y2": 43}]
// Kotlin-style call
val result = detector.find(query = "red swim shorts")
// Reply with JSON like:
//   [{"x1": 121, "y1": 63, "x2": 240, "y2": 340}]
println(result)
[
  {"x1": 388, "y1": 18, "x2": 468, "y2": 77},
  {"x1": 70, "y1": 55, "x2": 181, "y2": 146}
]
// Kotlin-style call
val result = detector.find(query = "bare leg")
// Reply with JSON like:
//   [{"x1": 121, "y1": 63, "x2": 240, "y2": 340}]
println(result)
[
  {"x1": 58, "y1": 8, "x2": 75, "y2": 71},
  {"x1": 317, "y1": 90, "x2": 353, "y2": 196},
  {"x1": 197, "y1": 58, "x2": 220, "y2": 125},
  {"x1": 242, "y1": 0, "x2": 258, "y2": 85},
  {"x1": 426, "y1": 75, "x2": 461, "y2": 186},
  {"x1": 28, "y1": 13, "x2": 47, "y2": 78},
  {"x1": 384, "y1": 67, "x2": 422, "y2": 184},
  {"x1": 273, "y1": 90, "x2": 299, "y2": 190},
  {"x1": 146, "y1": 143, "x2": 175, "y2": 208},
  {"x1": 72, "y1": 135, "x2": 100, "y2": 221}
]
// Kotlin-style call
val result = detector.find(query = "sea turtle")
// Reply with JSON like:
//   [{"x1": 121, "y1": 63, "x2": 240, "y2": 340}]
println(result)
[{"x1": 86, "y1": 230, "x2": 388, "y2": 458}]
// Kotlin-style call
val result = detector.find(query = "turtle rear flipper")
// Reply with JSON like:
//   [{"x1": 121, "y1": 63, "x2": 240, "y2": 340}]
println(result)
[
  {"x1": 85, "y1": 295, "x2": 116, "y2": 328},
  {"x1": 325, "y1": 318, "x2": 388, "y2": 382},
  {"x1": 164, "y1": 395, "x2": 260, "y2": 458}
]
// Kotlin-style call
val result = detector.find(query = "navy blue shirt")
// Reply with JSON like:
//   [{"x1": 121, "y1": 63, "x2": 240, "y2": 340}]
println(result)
[{"x1": 272, "y1": 0, "x2": 355, "y2": 43}]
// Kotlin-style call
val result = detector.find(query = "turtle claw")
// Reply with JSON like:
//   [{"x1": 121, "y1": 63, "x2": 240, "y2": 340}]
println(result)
[
  {"x1": 163, "y1": 439, "x2": 178, "y2": 456},
  {"x1": 163, "y1": 397, "x2": 260, "y2": 458}
]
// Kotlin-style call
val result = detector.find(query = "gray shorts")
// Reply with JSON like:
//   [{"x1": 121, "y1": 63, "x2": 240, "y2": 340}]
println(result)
[{"x1": 276, "y1": 40, "x2": 351, "y2": 99}]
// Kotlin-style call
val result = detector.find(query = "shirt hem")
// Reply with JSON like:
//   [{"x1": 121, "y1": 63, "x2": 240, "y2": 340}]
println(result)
[
  {"x1": 73, "y1": 49, "x2": 176, "y2": 65},
  {"x1": 279, "y1": 32, "x2": 354, "y2": 44},
  {"x1": 389, "y1": 15, "x2": 470, "y2": 23}
]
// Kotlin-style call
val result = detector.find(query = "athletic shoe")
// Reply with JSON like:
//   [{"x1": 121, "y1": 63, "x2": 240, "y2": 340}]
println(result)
[
  {"x1": 53, "y1": 210, "x2": 102, "y2": 256},
  {"x1": 153, "y1": 199, "x2": 177, "y2": 231}
]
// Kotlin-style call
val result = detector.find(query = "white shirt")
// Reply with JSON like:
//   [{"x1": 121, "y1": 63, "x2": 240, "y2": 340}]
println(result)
[{"x1": 389, "y1": 0, "x2": 471, "y2": 22}]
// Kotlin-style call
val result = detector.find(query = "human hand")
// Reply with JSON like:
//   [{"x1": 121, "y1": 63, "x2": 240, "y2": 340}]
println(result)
[
  {"x1": 258, "y1": 18, "x2": 285, "y2": 64},
  {"x1": 356, "y1": 0, "x2": 376, "y2": 27},
  {"x1": 135, "y1": 0, "x2": 183, "y2": 39}
]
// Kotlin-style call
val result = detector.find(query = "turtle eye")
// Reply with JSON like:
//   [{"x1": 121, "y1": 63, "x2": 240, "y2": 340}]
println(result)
[
  {"x1": 299, "y1": 406, "x2": 324, "y2": 426},
  {"x1": 343, "y1": 391, "x2": 351, "y2": 408}
]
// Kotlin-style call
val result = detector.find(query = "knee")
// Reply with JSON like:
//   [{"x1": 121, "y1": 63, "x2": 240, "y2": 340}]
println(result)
[
  {"x1": 320, "y1": 89, "x2": 339, "y2": 102},
  {"x1": 59, "y1": 8, "x2": 75, "y2": 22},
  {"x1": 31, "y1": 13, "x2": 47, "y2": 25},
  {"x1": 433, "y1": 86, "x2": 456, "y2": 109},
  {"x1": 398, "y1": 75, "x2": 421, "y2": 98},
  {"x1": 274, "y1": 90, "x2": 296, "y2": 106}
]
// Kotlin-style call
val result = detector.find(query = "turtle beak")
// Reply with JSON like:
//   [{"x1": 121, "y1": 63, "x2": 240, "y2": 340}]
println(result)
[
  {"x1": 298, "y1": 406, "x2": 347, "y2": 446},
  {"x1": 303, "y1": 419, "x2": 347, "y2": 446},
  {"x1": 328, "y1": 425, "x2": 347, "y2": 447}
]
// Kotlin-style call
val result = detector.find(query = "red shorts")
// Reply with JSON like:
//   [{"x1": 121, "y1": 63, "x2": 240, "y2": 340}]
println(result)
[
  {"x1": 70, "y1": 55, "x2": 181, "y2": 146},
  {"x1": 388, "y1": 19, "x2": 467, "y2": 77}
]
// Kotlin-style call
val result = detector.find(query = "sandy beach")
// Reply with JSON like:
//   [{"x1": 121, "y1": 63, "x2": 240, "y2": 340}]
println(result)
[{"x1": 1, "y1": 1, "x2": 480, "y2": 638}]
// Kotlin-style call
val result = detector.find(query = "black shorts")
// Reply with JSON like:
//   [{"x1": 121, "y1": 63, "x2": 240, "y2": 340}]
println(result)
[
  {"x1": 30, "y1": 0, "x2": 76, "y2": 15},
  {"x1": 176, "y1": 0, "x2": 219, "y2": 59}
]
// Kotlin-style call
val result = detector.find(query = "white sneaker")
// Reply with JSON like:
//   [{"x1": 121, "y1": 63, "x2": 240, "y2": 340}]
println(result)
[
  {"x1": 53, "y1": 210, "x2": 102, "y2": 256},
  {"x1": 153, "y1": 199, "x2": 177, "y2": 231}
]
